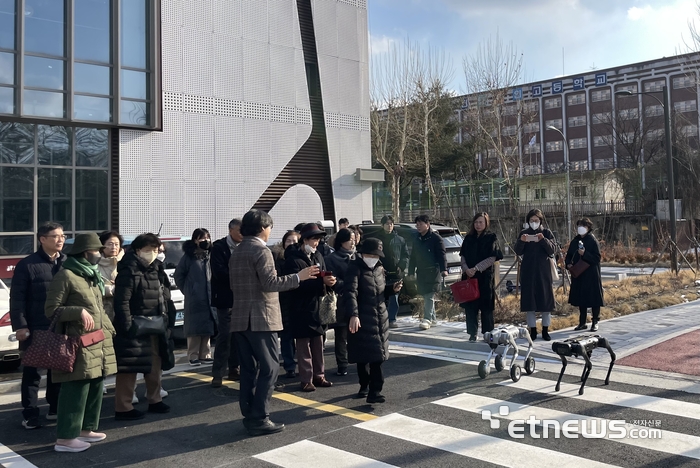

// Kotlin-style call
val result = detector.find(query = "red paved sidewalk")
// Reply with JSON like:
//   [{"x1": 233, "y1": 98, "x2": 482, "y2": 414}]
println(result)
[{"x1": 617, "y1": 329, "x2": 700, "y2": 376}]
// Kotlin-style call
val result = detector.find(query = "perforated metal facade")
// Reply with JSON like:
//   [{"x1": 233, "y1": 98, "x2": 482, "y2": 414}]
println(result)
[{"x1": 119, "y1": 0, "x2": 372, "y2": 240}]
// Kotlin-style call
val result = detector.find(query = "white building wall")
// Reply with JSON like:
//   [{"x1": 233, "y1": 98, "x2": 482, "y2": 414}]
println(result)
[{"x1": 119, "y1": 0, "x2": 372, "y2": 240}]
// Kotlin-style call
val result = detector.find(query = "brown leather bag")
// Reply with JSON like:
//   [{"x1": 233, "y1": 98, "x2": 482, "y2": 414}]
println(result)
[
  {"x1": 80, "y1": 329, "x2": 105, "y2": 348},
  {"x1": 22, "y1": 309, "x2": 80, "y2": 373},
  {"x1": 568, "y1": 260, "x2": 590, "y2": 279}
]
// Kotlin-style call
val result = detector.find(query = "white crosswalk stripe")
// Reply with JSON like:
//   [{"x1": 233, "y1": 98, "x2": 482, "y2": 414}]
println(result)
[
  {"x1": 254, "y1": 440, "x2": 398, "y2": 468},
  {"x1": 499, "y1": 376, "x2": 700, "y2": 421}
]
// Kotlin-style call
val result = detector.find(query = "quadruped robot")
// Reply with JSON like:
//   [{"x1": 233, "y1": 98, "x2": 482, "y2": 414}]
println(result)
[
  {"x1": 551, "y1": 335, "x2": 616, "y2": 395},
  {"x1": 478, "y1": 325, "x2": 535, "y2": 382}
]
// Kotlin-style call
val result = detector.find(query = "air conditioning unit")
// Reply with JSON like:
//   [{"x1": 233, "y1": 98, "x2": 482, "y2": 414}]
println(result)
[{"x1": 355, "y1": 168, "x2": 385, "y2": 182}]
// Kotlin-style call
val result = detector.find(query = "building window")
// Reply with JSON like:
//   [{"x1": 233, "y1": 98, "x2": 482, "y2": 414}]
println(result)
[
  {"x1": 522, "y1": 164, "x2": 542, "y2": 175},
  {"x1": 674, "y1": 100, "x2": 697, "y2": 112},
  {"x1": 501, "y1": 125, "x2": 517, "y2": 136},
  {"x1": 524, "y1": 143, "x2": 540, "y2": 154},
  {"x1": 568, "y1": 115, "x2": 586, "y2": 127},
  {"x1": 594, "y1": 135, "x2": 611, "y2": 147},
  {"x1": 0, "y1": 121, "x2": 109, "y2": 255},
  {"x1": 644, "y1": 80, "x2": 665, "y2": 93},
  {"x1": 573, "y1": 186, "x2": 587, "y2": 197},
  {"x1": 619, "y1": 108, "x2": 639, "y2": 120},
  {"x1": 534, "y1": 188, "x2": 546, "y2": 200},
  {"x1": 673, "y1": 75, "x2": 696, "y2": 89},
  {"x1": 544, "y1": 97, "x2": 561, "y2": 109},
  {"x1": 523, "y1": 101, "x2": 538, "y2": 113},
  {"x1": 569, "y1": 137, "x2": 587, "y2": 149},
  {"x1": 594, "y1": 158, "x2": 614, "y2": 170},
  {"x1": 592, "y1": 112, "x2": 611, "y2": 124},
  {"x1": 617, "y1": 84, "x2": 638, "y2": 94},
  {"x1": 0, "y1": 0, "x2": 158, "y2": 128},
  {"x1": 570, "y1": 160, "x2": 589, "y2": 171},
  {"x1": 645, "y1": 105, "x2": 663, "y2": 117},
  {"x1": 645, "y1": 128, "x2": 664, "y2": 140},
  {"x1": 503, "y1": 105, "x2": 517, "y2": 116},
  {"x1": 523, "y1": 122, "x2": 540, "y2": 133},
  {"x1": 545, "y1": 118, "x2": 562, "y2": 130},
  {"x1": 545, "y1": 162, "x2": 563, "y2": 173},
  {"x1": 591, "y1": 89, "x2": 611, "y2": 102},
  {"x1": 620, "y1": 132, "x2": 635, "y2": 144},
  {"x1": 567, "y1": 94, "x2": 586, "y2": 106},
  {"x1": 681, "y1": 125, "x2": 699, "y2": 138},
  {"x1": 546, "y1": 140, "x2": 563, "y2": 152}
]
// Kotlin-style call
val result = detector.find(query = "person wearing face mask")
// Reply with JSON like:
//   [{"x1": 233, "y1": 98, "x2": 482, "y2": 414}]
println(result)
[
  {"x1": 97, "y1": 231, "x2": 125, "y2": 323},
  {"x1": 346, "y1": 238, "x2": 403, "y2": 404},
  {"x1": 514, "y1": 209, "x2": 557, "y2": 341},
  {"x1": 272, "y1": 229, "x2": 302, "y2": 378},
  {"x1": 324, "y1": 228, "x2": 357, "y2": 376},
  {"x1": 112, "y1": 233, "x2": 172, "y2": 421},
  {"x1": 174, "y1": 228, "x2": 217, "y2": 366},
  {"x1": 44, "y1": 232, "x2": 117, "y2": 452},
  {"x1": 566, "y1": 218, "x2": 604, "y2": 332},
  {"x1": 282, "y1": 223, "x2": 338, "y2": 392}
]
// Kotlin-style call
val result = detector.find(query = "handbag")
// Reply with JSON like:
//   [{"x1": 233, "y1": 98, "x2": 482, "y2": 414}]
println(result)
[
  {"x1": 80, "y1": 329, "x2": 105, "y2": 348},
  {"x1": 130, "y1": 315, "x2": 167, "y2": 337},
  {"x1": 549, "y1": 257, "x2": 560, "y2": 281},
  {"x1": 569, "y1": 260, "x2": 590, "y2": 279},
  {"x1": 22, "y1": 308, "x2": 80, "y2": 373},
  {"x1": 318, "y1": 287, "x2": 337, "y2": 326},
  {"x1": 450, "y1": 278, "x2": 481, "y2": 303}
]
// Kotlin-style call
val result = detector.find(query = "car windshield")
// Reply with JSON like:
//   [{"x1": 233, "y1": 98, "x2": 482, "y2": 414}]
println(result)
[
  {"x1": 440, "y1": 233, "x2": 463, "y2": 249},
  {"x1": 161, "y1": 241, "x2": 186, "y2": 270}
]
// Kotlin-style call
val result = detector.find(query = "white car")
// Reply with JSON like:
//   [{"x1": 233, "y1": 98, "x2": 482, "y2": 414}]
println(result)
[{"x1": 0, "y1": 279, "x2": 21, "y2": 371}]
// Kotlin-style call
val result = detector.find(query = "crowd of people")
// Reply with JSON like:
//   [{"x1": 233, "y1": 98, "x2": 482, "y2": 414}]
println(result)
[{"x1": 8, "y1": 209, "x2": 604, "y2": 448}]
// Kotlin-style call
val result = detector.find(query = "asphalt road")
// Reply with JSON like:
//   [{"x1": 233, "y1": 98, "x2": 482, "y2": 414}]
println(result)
[{"x1": 1, "y1": 344, "x2": 699, "y2": 467}]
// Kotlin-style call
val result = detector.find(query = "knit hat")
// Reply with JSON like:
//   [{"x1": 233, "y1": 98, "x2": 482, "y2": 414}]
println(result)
[
  {"x1": 357, "y1": 238, "x2": 384, "y2": 257},
  {"x1": 69, "y1": 232, "x2": 103, "y2": 255}
]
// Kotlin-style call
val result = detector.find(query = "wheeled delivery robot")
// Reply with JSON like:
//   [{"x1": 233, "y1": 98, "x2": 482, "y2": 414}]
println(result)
[
  {"x1": 478, "y1": 325, "x2": 535, "y2": 382},
  {"x1": 551, "y1": 334, "x2": 616, "y2": 395}
]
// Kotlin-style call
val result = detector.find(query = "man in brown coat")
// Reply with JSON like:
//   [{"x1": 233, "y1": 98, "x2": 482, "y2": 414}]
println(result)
[{"x1": 229, "y1": 210, "x2": 318, "y2": 436}]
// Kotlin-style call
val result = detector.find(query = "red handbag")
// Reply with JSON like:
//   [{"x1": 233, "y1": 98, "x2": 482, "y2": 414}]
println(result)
[
  {"x1": 80, "y1": 329, "x2": 105, "y2": 348},
  {"x1": 22, "y1": 309, "x2": 80, "y2": 373},
  {"x1": 450, "y1": 278, "x2": 481, "y2": 303}
]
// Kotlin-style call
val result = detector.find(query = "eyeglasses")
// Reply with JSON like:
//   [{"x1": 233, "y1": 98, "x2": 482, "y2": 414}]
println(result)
[
  {"x1": 104, "y1": 242, "x2": 120, "y2": 247},
  {"x1": 43, "y1": 234, "x2": 66, "y2": 240}
]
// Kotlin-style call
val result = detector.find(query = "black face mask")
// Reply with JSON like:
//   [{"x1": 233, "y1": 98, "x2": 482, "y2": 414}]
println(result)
[{"x1": 198, "y1": 240, "x2": 211, "y2": 250}]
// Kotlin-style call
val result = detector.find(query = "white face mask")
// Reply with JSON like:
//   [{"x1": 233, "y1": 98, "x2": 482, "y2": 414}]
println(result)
[
  {"x1": 529, "y1": 221, "x2": 540, "y2": 231},
  {"x1": 577, "y1": 226, "x2": 588, "y2": 236},
  {"x1": 304, "y1": 244, "x2": 316, "y2": 255},
  {"x1": 363, "y1": 257, "x2": 380, "y2": 269},
  {"x1": 156, "y1": 252, "x2": 166, "y2": 263},
  {"x1": 138, "y1": 250, "x2": 158, "y2": 265}
]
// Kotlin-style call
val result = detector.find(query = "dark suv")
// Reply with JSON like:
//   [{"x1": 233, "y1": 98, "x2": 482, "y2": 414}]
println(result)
[{"x1": 360, "y1": 222, "x2": 464, "y2": 285}]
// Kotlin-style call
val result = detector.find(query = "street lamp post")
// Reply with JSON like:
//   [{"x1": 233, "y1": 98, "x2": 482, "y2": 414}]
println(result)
[
  {"x1": 547, "y1": 125, "x2": 572, "y2": 241},
  {"x1": 615, "y1": 86, "x2": 676, "y2": 273}
]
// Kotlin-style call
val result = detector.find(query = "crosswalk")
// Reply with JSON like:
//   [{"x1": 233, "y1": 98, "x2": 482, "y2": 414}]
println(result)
[{"x1": 253, "y1": 374, "x2": 700, "y2": 467}]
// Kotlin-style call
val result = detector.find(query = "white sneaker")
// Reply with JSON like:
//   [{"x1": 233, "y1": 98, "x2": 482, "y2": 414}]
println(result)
[
  {"x1": 419, "y1": 320, "x2": 431, "y2": 330},
  {"x1": 132, "y1": 394, "x2": 139, "y2": 405},
  {"x1": 430, "y1": 319, "x2": 438, "y2": 326},
  {"x1": 389, "y1": 321, "x2": 399, "y2": 329},
  {"x1": 159, "y1": 388, "x2": 169, "y2": 399}
]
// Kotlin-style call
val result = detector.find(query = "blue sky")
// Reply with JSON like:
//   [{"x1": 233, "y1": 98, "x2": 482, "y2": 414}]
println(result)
[{"x1": 367, "y1": 0, "x2": 698, "y2": 93}]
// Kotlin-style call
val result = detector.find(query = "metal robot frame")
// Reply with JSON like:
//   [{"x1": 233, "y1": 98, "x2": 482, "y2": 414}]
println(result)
[
  {"x1": 479, "y1": 325, "x2": 535, "y2": 382},
  {"x1": 551, "y1": 334, "x2": 616, "y2": 395}
]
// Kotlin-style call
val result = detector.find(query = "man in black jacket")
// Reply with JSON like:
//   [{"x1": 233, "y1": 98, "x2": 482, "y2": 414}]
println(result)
[
  {"x1": 10, "y1": 222, "x2": 66, "y2": 429},
  {"x1": 368, "y1": 216, "x2": 409, "y2": 328},
  {"x1": 408, "y1": 215, "x2": 447, "y2": 331},
  {"x1": 210, "y1": 219, "x2": 243, "y2": 388}
]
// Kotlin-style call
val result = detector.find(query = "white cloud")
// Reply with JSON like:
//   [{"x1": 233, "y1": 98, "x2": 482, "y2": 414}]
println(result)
[
  {"x1": 628, "y1": 5, "x2": 653, "y2": 20},
  {"x1": 369, "y1": 33, "x2": 396, "y2": 56}
]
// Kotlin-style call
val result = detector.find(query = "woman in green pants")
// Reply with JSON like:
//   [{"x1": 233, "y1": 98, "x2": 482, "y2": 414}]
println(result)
[{"x1": 44, "y1": 232, "x2": 117, "y2": 453}]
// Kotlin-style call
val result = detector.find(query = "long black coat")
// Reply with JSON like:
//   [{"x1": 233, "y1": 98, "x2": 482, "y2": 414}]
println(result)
[
  {"x1": 210, "y1": 236, "x2": 234, "y2": 309},
  {"x1": 408, "y1": 230, "x2": 447, "y2": 295},
  {"x1": 324, "y1": 248, "x2": 355, "y2": 324},
  {"x1": 113, "y1": 251, "x2": 171, "y2": 374},
  {"x1": 282, "y1": 246, "x2": 327, "y2": 339},
  {"x1": 174, "y1": 241, "x2": 216, "y2": 337},
  {"x1": 345, "y1": 257, "x2": 391, "y2": 364},
  {"x1": 565, "y1": 233, "x2": 605, "y2": 307},
  {"x1": 459, "y1": 231, "x2": 503, "y2": 312},
  {"x1": 514, "y1": 227, "x2": 556, "y2": 312}
]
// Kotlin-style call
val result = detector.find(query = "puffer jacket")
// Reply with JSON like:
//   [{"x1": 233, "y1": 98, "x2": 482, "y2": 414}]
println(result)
[
  {"x1": 113, "y1": 251, "x2": 169, "y2": 374},
  {"x1": 44, "y1": 266, "x2": 117, "y2": 383},
  {"x1": 324, "y1": 248, "x2": 355, "y2": 323},
  {"x1": 345, "y1": 257, "x2": 391, "y2": 364}
]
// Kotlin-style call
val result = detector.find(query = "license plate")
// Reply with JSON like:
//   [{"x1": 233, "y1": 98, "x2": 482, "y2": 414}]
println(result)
[
  {"x1": 448, "y1": 266, "x2": 461, "y2": 274},
  {"x1": 175, "y1": 311, "x2": 184, "y2": 321}
]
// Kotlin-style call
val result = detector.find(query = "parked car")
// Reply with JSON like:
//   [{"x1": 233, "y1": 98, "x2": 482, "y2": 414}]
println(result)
[
  {"x1": 0, "y1": 279, "x2": 21, "y2": 371},
  {"x1": 360, "y1": 222, "x2": 464, "y2": 285},
  {"x1": 65, "y1": 236, "x2": 188, "y2": 339}
]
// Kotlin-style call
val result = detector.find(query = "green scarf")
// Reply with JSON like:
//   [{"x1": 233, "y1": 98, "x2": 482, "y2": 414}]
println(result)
[{"x1": 63, "y1": 256, "x2": 105, "y2": 295}]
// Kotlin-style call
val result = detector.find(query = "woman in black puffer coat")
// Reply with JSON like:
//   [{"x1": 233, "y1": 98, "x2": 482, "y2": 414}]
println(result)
[
  {"x1": 346, "y1": 238, "x2": 402, "y2": 404},
  {"x1": 113, "y1": 233, "x2": 172, "y2": 421}
]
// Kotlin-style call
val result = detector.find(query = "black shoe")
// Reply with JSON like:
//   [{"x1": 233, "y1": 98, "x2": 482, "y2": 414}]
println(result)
[
  {"x1": 247, "y1": 418, "x2": 285, "y2": 437},
  {"x1": 189, "y1": 359, "x2": 201, "y2": 367},
  {"x1": 22, "y1": 416, "x2": 42, "y2": 430},
  {"x1": 468, "y1": 334, "x2": 477, "y2": 342},
  {"x1": 336, "y1": 368, "x2": 348, "y2": 376},
  {"x1": 529, "y1": 327, "x2": 537, "y2": 341},
  {"x1": 148, "y1": 402, "x2": 170, "y2": 414},
  {"x1": 366, "y1": 393, "x2": 386, "y2": 404},
  {"x1": 355, "y1": 386, "x2": 369, "y2": 398},
  {"x1": 201, "y1": 358, "x2": 214, "y2": 364},
  {"x1": 574, "y1": 324, "x2": 587, "y2": 331},
  {"x1": 274, "y1": 381, "x2": 285, "y2": 390},
  {"x1": 284, "y1": 370, "x2": 296, "y2": 379},
  {"x1": 590, "y1": 322, "x2": 599, "y2": 332},
  {"x1": 542, "y1": 326, "x2": 551, "y2": 341},
  {"x1": 115, "y1": 409, "x2": 145, "y2": 421},
  {"x1": 227, "y1": 368, "x2": 240, "y2": 381},
  {"x1": 211, "y1": 377, "x2": 223, "y2": 388}
]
